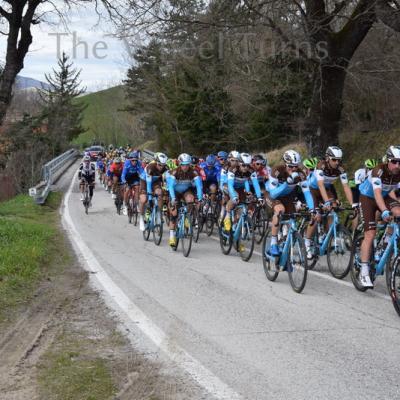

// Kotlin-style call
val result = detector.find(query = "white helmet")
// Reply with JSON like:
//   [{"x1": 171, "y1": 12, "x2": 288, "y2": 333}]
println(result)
[
  {"x1": 178, "y1": 153, "x2": 192, "y2": 165},
  {"x1": 283, "y1": 150, "x2": 301, "y2": 166},
  {"x1": 386, "y1": 145, "x2": 400, "y2": 161},
  {"x1": 154, "y1": 152, "x2": 168, "y2": 165},
  {"x1": 240, "y1": 152, "x2": 252, "y2": 165},
  {"x1": 83, "y1": 155, "x2": 91, "y2": 162},
  {"x1": 228, "y1": 150, "x2": 240, "y2": 161},
  {"x1": 325, "y1": 146, "x2": 343, "y2": 159}
]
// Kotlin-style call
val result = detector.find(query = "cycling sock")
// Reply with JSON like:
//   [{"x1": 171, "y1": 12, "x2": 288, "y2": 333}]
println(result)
[
  {"x1": 271, "y1": 236, "x2": 278, "y2": 245},
  {"x1": 169, "y1": 230, "x2": 176, "y2": 239},
  {"x1": 384, "y1": 234, "x2": 392, "y2": 244},
  {"x1": 304, "y1": 238, "x2": 311, "y2": 247},
  {"x1": 360, "y1": 262, "x2": 369, "y2": 276}
]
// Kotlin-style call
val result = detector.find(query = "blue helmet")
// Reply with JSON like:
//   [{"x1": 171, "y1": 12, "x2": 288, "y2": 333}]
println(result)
[
  {"x1": 128, "y1": 151, "x2": 139, "y2": 160},
  {"x1": 217, "y1": 151, "x2": 228, "y2": 161},
  {"x1": 206, "y1": 154, "x2": 217, "y2": 166}
]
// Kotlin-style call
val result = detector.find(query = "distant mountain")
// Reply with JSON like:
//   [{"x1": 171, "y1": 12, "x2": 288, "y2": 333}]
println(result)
[{"x1": 15, "y1": 76, "x2": 50, "y2": 90}]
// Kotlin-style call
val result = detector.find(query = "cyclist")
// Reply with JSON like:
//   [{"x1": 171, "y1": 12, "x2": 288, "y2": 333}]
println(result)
[
  {"x1": 305, "y1": 146, "x2": 356, "y2": 258},
  {"x1": 168, "y1": 153, "x2": 203, "y2": 247},
  {"x1": 223, "y1": 152, "x2": 264, "y2": 232},
  {"x1": 216, "y1": 151, "x2": 228, "y2": 168},
  {"x1": 200, "y1": 154, "x2": 221, "y2": 203},
  {"x1": 139, "y1": 152, "x2": 168, "y2": 231},
  {"x1": 358, "y1": 146, "x2": 400, "y2": 288},
  {"x1": 96, "y1": 155, "x2": 106, "y2": 182},
  {"x1": 108, "y1": 157, "x2": 124, "y2": 199},
  {"x1": 78, "y1": 155, "x2": 96, "y2": 205},
  {"x1": 252, "y1": 154, "x2": 270, "y2": 193},
  {"x1": 121, "y1": 151, "x2": 144, "y2": 216},
  {"x1": 352, "y1": 159, "x2": 379, "y2": 203},
  {"x1": 265, "y1": 150, "x2": 314, "y2": 256}
]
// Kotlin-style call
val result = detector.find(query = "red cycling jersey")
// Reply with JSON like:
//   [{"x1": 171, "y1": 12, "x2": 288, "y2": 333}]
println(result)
[{"x1": 110, "y1": 163, "x2": 123, "y2": 176}]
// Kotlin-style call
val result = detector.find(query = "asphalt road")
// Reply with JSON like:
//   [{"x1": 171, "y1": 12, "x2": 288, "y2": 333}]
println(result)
[{"x1": 61, "y1": 163, "x2": 400, "y2": 400}]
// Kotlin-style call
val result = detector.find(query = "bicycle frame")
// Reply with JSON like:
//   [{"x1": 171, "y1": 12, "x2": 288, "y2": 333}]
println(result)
[
  {"x1": 231, "y1": 204, "x2": 248, "y2": 242},
  {"x1": 145, "y1": 195, "x2": 160, "y2": 231},
  {"x1": 318, "y1": 211, "x2": 339, "y2": 256},
  {"x1": 374, "y1": 222, "x2": 400, "y2": 275},
  {"x1": 176, "y1": 202, "x2": 192, "y2": 239}
]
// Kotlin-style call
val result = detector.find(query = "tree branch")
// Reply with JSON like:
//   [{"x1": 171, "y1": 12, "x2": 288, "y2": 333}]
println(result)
[{"x1": 376, "y1": 0, "x2": 400, "y2": 32}]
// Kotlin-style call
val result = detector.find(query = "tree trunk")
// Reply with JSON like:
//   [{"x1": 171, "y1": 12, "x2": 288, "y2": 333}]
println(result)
[{"x1": 306, "y1": 64, "x2": 347, "y2": 156}]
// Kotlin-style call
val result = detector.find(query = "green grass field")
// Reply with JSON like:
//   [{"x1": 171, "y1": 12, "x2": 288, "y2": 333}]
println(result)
[{"x1": 0, "y1": 193, "x2": 67, "y2": 322}]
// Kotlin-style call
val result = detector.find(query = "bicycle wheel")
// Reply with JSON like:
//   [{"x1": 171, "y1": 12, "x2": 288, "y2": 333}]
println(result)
[
  {"x1": 349, "y1": 232, "x2": 368, "y2": 292},
  {"x1": 128, "y1": 198, "x2": 134, "y2": 223},
  {"x1": 205, "y1": 211, "x2": 215, "y2": 236},
  {"x1": 254, "y1": 207, "x2": 267, "y2": 245},
  {"x1": 262, "y1": 227, "x2": 279, "y2": 281},
  {"x1": 287, "y1": 232, "x2": 308, "y2": 293},
  {"x1": 152, "y1": 207, "x2": 163, "y2": 246},
  {"x1": 300, "y1": 225, "x2": 319, "y2": 270},
  {"x1": 327, "y1": 225, "x2": 352, "y2": 279},
  {"x1": 142, "y1": 206, "x2": 151, "y2": 241},
  {"x1": 219, "y1": 220, "x2": 233, "y2": 255},
  {"x1": 181, "y1": 214, "x2": 193, "y2": 257},
  {"x1": 192, "y1": 208, "x2": 201, "y2": 243},
  {"x1": 388, "y1": 256, "x2": 400, "y2": 317},
  {"x1": 238, "y1": 215, "x2": 255, "y2": 262}
]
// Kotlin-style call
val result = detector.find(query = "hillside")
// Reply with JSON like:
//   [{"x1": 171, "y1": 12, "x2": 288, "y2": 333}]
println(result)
[
  {"x1": 73, "y1": 86, "x2": 146, "y2": 148},
  {"x1": 266, "y1": 129, "x2": 400, "y2": 175}
]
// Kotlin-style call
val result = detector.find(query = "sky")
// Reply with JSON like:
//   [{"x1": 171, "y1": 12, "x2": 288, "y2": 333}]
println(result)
[{"x1": 0, "y1": 3, "x2": 130, "y2": 92}]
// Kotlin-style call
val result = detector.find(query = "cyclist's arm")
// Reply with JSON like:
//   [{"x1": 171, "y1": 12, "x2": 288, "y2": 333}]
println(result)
[
  {"x1": 300, "y1": 180, "x2": 314, "y2": 210},
  {"x1": 340, "y1": 171, "x2": 353, "y2": 205},
  {"x1": 267, "y1": 177, "x2": 288, "y2": 199},
  {"x1": 193, "y1": 175, "x2": 203, "y2": 200},
  {"x1": 250, "y1": 173, "x2": 262, "y2": 199},
  {"x1": 121, "y1": 165, "x2": 128, "y2": 184},
  {"x1": 373, "y1": 179, "x2": 389, "y2": 212},
  {"x1": 315, "y1": 171, "x2": 330, "y2": 203},
  {"x1": 145, "y1": 170, "x2": 152, "y2": 194},
  {"x1": 227, "y1": 171, "x2": 237, "y2": 200},
  {"x1": 168, "y1": 175, "x2": 177, "y2": 201}
]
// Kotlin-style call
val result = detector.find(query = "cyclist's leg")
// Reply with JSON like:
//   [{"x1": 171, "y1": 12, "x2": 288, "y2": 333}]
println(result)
[
  {"x1": 169, "y1": 193, "x2": 182, "y2": 246},
  {"x1": 359, "y1": 195, "x2": 378, "y2": 286},
  {"x1": 154, "y1": 184, "x2": 163, "y2": 210},
  {"x1": 224, "y1": 189, "x2": 238, "y2": 231},
  {"x1": 381, "y1": 198, "x2": 400, "y2": 246},
  {"x1": 123, "y1": 183, "x2": 130, "y2": 206},
  {"x1": 208, "y1": 182, "x2": 217, "y2": 203},
  {"x1": 265, "y1": 195, "x2": 285, "y2": 255},
  {"x1": 139, "y1": 180, "x2": 148, "y2": 231},
  {"x1": 79, "y1": 179, "x2": 85, "y2": 200}
]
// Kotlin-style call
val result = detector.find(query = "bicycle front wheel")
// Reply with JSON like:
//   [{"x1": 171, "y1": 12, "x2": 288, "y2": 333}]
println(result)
[
  {"x1": 153, "y1": 208, "x2": 163, "y2": 246},
  {"x1": 181, "y1": 214, "x2": 193, "y2": 257},
  {"x1": 254, "y1": 207, "x2": 268, "y2": 245},
  {"x1": 287, "y1": 232, "x2": 308, "y2": 293},
  {"x1": 219, "y1": 220, "x2": 233, "y2": 255},
  {"x1": 238, "y1": 215, "x2": 255, "y2": 262},
  {"x1": 262, "y1": 227, "x2": 279, "y2": 281},
  {"x1": 327, "y1": 225, "x2": 352, "y2": 279},
  {"x1": 389, "y1": 257, "x2": 400, "y2": 317}
]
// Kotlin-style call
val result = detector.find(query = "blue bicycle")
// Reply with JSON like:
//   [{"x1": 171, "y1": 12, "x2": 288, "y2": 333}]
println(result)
[
  {"x1": 219, "y1": 202, "x2": 255, "y2": 262},
  {"x1": 262, "y1": 213, "x2": 308, "y2": 293},
  {"x1": 143, "y1": 194, "x2": 163, "y2": 246},
  {"x1": 171, "y1": 201, "x2": 196, "y2": 257},
  {"x1": 350, "y1": 217, "x2": 400, "y2": 316},
  {"x1": 301, "y1": 207, "x2": 353, "y2": 279}
]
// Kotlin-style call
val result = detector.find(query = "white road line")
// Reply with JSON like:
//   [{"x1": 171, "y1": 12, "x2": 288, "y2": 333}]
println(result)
[
  {"x1": 61, "y1": 171, "x2": 243, "y2": 400},
  {"x1": 208, "y1": 236, "x2": 391, "y2": 301}
]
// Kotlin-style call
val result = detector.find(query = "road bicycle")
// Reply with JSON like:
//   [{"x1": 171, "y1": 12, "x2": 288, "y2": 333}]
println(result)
[
  {"x1": 199, "y1": 193, "x2": 220, "y2": 237},
  {"x1": 251, "y1": 201, "x2": 269, "y2": 244},
  {"x1": 219, "y1": 201, "x2": 255, "y2": 262},
  {"x1": 350, "y1": 217, "x2": 400, "y2": 317},
  {"x1": 171, "y1": 201, "x2": 196, "y2": 257},
  {"x1": 262, "y1": 213, "x2": 308, "y2": 293},
  {"x1": 142, "y1": 194, "x2": 164, "y2": 246},
  {"x1": 300, "y1": 207, "x2": 353, "y2": 279},
  {"x1": 126, "y1": 184, "x2": 139, "y2": 225}
]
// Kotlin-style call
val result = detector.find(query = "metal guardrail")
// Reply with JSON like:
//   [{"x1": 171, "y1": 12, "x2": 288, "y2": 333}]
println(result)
[
  {"x1": 142, "y1": 149, "x2": 155, "y2": 159},
  {"x1": 29, "y1": 149, "x2": 79, "y2": 204}
]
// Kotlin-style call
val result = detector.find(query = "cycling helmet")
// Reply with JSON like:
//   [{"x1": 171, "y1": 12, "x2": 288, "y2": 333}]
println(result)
[
  {"x1": 166, "y1": 159, "x2": 176, "y2": 170},
  {"x1": 108, "y1": 144, "x2": 114, "y2": 151},
  {"x1": 283, "y1": 150, "x2": 301, "y2": 166},
  {"x1": 386, "y1": 145, "x2": 400, "y2": 161},
  {"x1": 128, "y1": 151, "x2": 139, "y2": 160},
  {"x1": 217, "y1": 151, "x2": 228, "y2": 161},
  {"x1": 240, "y1": 152, "x2": 252, "y2": 165},
  {"x1": 178, "y1": 153, "x2": 192, "y2": 165},
  {"x1": 206, "y1": 154, "x2": 217, "y2": 166},
  {"x1": 364, "y1": 158, "x2": 378, "y2": 169},
  {"x1": 114, "y1": 157, "x2": 121, "y2": 164},
  {"x1": 154, "y1": 152, "x2": 168, "y2": 165},
  {"x1": 228, "y1": 150, "x2": 240, "y2": 161},
  {"x1": 191, "y1": 156, "x2": 199, "y2": 165},
  {"x1": 83, "y1": 155, "x2": 91, "y2": 162},
  {"x1": 303, "y1": 157, "x2": 318, "y2": 170},
  {"x1": 253, "y1": 154, "x2": 266, "y2": 166},
  {"x1": 325, "y1": 146, "x2": 343, "y2": 159}
]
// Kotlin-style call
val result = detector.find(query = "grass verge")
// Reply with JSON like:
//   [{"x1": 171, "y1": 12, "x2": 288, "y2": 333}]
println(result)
[
  {"x1": 38, "y1": 335, "x2": 116, "y2": 400},
  {"x1": 0, "y1": 193, "x2": 67, "y2": 322}
]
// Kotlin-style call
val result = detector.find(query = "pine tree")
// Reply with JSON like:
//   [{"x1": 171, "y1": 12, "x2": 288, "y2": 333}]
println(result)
[{"x1": 40, "y1": 52, "x2": 87, "y2": 155}]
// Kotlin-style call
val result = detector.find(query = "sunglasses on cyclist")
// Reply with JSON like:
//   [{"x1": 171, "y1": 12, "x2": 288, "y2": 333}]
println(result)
[
  {"x1": 330, "y1": 158, "x2": 341, "y2": 162},
  {"x1": 390, "y1": 159, "x2": 400, "y2": 166},
  {"x1": 286, "y1": 164, "x2": 298, "y2": 169},
  {"x1": 255, "y1": 162, "x2": 264, "y2": 166}
]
